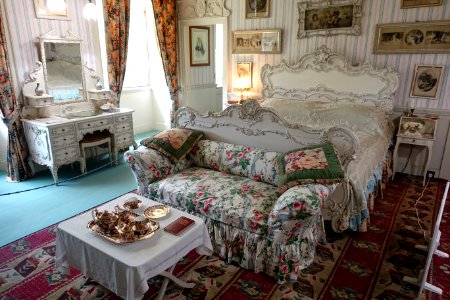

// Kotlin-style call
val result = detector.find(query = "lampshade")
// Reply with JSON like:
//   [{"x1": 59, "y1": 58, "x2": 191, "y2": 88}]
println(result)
[
  {"x1": 83, "y1": 0, "x2": 97, "y2": 21},
  {"x1": 234, "y1": 76, "x2": 252, "y2": 90}
]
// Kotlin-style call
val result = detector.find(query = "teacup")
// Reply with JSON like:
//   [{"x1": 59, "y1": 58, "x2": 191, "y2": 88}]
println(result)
[
  {"x1": 114, "y1": 206, "x2": 137, "y2": 223},
  {"x1": 124, "y1": 198, "x2": 142, "y2": 210},
  {"x1": 131, "y1": 216, "x2": 151, "y2": 235}
]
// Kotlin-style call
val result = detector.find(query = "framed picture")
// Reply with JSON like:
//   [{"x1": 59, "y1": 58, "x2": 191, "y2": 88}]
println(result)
[
  {"x1": 232, "y1": 29, "x2": 281, "y2": 54},
  {"x1": 189, "y1": 26, "x2": 210, "y2": 67},
  {"x1": 373, "y1": 21, "x2": 450, "y2": 54},
  {"x1": 401, "y1": 0, "x2": 443, "y2": 9},
  {"x1": 235, "y1": 62, "x2": 253, "y2": 85},
  {"x1": 410, "y1": 65, "x2": 444, "y2": 99},
  {"x1": 297, "y1": 0, "x2": 362, "y2": 39},
  {"x1": 245, "y1": 0, "x2": 270, "y2": 19},
  {"x1": 34, "y1": 0, "x2": 69, "y2": 20}
]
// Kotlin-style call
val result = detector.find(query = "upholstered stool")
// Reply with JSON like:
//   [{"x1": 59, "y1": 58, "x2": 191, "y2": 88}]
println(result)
[{"x1": 79, "y1": 132, "x2": 112, "y2": 174}]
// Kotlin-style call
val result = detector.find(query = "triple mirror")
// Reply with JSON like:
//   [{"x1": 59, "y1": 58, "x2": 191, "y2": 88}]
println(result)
[{"x1": 39, "y1": 33, "x2": 86, "y2": 103}]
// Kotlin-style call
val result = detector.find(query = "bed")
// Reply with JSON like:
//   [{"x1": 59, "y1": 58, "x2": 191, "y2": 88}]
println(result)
[{"x1": 258, "y1": 45, "x2": 400, "y2": 232}]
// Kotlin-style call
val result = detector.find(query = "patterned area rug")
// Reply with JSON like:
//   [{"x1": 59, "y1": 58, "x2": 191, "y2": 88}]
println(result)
[{"x1": 0, "y1": 175, "x2": 448, "y2": 299}]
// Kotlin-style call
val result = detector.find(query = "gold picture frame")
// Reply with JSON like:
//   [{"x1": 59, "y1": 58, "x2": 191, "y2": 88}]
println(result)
[
  {"x1": 373, "y1": 21, "x2": 450, "y2": 54},
  {"x1": 189, "y1": 26, "x2": 210, "y2": 67},
  {"x1": 232, "y1": 29, "x2": 282, "y2": 54},
  {"x1": 401, "y1": 0, "x2": 443, "y2": 9},
  {"x1": 34, "y1": 0, "x2": 69, "y2": 20},
  {"x1": 410, "y1": 65, "x2": 444, "y2": 100},
  {"x1": 245, "y1": 0, "x2": 270, "y2": 19},
  {"x1": 297, "y1": 0, "x2": 362, "y2": 39}
]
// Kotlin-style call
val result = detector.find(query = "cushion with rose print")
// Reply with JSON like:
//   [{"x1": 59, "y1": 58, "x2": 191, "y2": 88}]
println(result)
[
  {"x1": 276, "y1": 143, "x2": 344, "y2": 188},
  {"x1": 140, "y1": 128, "x2": 203, "y2": 162}
]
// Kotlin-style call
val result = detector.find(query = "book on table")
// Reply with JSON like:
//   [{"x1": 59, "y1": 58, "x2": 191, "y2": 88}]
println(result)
[{"x1": 164, "y1": 216, "x2": 195, "y2": 236}]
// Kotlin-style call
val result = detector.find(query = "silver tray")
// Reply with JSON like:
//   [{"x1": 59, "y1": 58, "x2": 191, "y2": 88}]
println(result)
[
  {"x1": 144, "y1": 205, "x2": 170, "y2": 219},
  {"x1": 87, "y1": 219, "x2": 159, "y2": 244}
]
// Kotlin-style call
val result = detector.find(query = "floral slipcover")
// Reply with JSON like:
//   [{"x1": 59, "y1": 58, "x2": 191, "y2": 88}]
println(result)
[{"x1": 124, "y1": 140, "x2": 335, "y2": 283}]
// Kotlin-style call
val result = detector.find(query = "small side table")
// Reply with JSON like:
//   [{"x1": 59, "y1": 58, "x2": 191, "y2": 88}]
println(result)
[{"x1": 392, "y1": 115, "x2": 437, "y2": 186}]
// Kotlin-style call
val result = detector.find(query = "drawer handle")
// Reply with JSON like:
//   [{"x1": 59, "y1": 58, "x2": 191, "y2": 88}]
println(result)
[
  {"x1": 62, "y1": 129, "x2": 65, "y2": 132},
  {"x1": 63, "y1": 138, "x2": 66, "y2": 141},
  {"x1": 412, "y1": 139, "x2": 416, "y2": 142},
  {"x1": 88, "y1": 124, "x2": 91, "y2": 126},
  {"x1": 100, "y1": 122, "x2": 104, "y2": 124},
  {"x1": 122, "y1": 126, "x2": 125, "y2": 129},
  {"x1": 65, "y1": 152, "x2": 68, "y2": 155}
]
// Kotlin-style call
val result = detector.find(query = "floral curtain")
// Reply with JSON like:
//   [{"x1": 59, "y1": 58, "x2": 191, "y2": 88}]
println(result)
[
  {"x1": 151, "y1": 0, "x2": 179, "y2": 126},
  {"x1": 0, "y1": 9, "x2": 32, "y2": 182},
  {"x1": 102, "y1": 0, "x2": 130, "y2": 104}
]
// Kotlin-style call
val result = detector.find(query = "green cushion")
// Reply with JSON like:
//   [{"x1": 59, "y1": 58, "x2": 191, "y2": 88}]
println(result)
[
  {"x1": 276, "y1": 143, "x2": 344, "y2": 187},
  {"x1": 140, "y1": 128, "x2": 203, "y2": 162}
]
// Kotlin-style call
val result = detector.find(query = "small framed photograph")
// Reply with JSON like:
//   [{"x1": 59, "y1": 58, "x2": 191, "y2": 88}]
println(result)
[
  {"x1": 410, "y1": 65, "x2": 444, "y2": 99},
  {"x1": 373, "y1": 21, "x2": 450, "y2": 54},
  {"x1": 297, "y1": 0, "x2": 362, "y2": 38},
  {"x1": 245, "y1": 0, "x2": 270, "y2": 19},
  {"x1": 189, "y1": 26, "x2": 210, "y2": 67},
  {"x1": 232, "y1": 29, "x2": 281, "y2": 54},
  {"x1": 34, "y1": 0, "x2": 69, "y2": 20},
  {"x1": 401, "y1": 0, "x2": 443, "y2": 9}
]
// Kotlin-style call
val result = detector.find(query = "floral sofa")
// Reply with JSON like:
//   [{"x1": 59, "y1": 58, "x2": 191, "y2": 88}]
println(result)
[{"x1": 124, "y1": 131, "x2": 343, "y2": 283}]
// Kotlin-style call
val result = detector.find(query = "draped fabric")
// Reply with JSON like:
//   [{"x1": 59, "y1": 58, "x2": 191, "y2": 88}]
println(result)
[
  {"x1": 151, "y1": 0, "x2": 179, "y2": 127},
  {"x1": 0, "y1": 9, "x2": 32, "y2": 182},
  {"x1": 102, "y1": 0, "x2": 130, "y2": 104}
]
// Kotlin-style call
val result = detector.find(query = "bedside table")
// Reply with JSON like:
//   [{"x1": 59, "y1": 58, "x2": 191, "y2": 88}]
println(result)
[{"x1": 392, "y1": 115, "x2": 437, "y2": 186}]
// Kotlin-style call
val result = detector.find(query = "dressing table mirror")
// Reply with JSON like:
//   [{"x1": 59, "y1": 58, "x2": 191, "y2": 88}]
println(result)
[{"x1": 40, "y1": 32, "x2": 87, "y2": 103}]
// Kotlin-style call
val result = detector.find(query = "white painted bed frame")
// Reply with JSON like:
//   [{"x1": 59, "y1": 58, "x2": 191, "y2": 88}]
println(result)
[{"x1": 175, "y1": 46, "x2": 400, "y2": 233}]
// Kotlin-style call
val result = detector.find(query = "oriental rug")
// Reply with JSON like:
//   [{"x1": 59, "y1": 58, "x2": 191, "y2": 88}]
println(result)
[{"x1": 0, "y1": 175, "x2": 448, "y2": 299}]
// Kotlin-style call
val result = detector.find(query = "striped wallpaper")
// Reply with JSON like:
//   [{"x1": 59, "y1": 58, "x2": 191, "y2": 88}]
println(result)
[
  {"x1": 227, "y1": 0, "x2": 450, "y2": 110},
  {"x1": 2, "y1": 0, "x2": 98, "y2": 100}
]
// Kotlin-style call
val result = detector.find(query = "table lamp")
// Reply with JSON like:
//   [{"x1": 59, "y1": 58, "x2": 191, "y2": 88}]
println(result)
[{"x1": 233, "y1": 63, "x2": 252, "y2": 104}]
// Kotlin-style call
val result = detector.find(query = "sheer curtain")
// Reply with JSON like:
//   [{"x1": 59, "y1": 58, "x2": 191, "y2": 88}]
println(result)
[
  {"x1": 151, "y1": 0, "x2": 179, "y2": 126},
  {"x1": 0, "y1": 7, "x2": 32, "y2": 182},
  {"x1": 102, "y1": 0, "x2": 130, "y2": 104}
]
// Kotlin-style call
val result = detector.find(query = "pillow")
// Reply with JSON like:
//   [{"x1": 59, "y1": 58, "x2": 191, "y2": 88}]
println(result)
[
  {"x1": 276, "y1": 143, "x2": 344, "y2": 188},
  {"x1": 140, "y1": 128, "x2": 203, "y2": 162}
]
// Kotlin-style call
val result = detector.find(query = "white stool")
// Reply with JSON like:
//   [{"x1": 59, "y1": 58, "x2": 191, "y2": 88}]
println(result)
[{"x1": 79, "y1": 133, "x2": 112, "y2": 174}]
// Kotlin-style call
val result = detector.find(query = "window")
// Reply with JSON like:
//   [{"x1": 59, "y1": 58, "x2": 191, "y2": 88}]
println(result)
[{"x1": 97, "y1": 1, "x2": 158, "y2": 89}]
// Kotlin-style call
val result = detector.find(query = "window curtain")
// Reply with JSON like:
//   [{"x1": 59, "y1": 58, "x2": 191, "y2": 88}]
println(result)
[
  {"x1": 102, "y1": 0, "x2": 130, "y2": 104},
  {"x1": 0, "y1": 9, "x2": 32, "y2": 182},
  {"x1": 151, "y1": 0, "x2": 179, "y2": 127}
]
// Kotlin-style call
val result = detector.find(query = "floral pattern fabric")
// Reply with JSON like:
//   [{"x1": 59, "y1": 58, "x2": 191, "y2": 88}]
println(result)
[
  {"x1": 125, "y1": 141, "x2": 335, "y2": 283},
  {"x1": 0, "y1": 8, "x2": 32, "y2": 182},
  {"x1": 190, "y1": 140, "x2": 280, "y2": 186},
  {"x1": 151, "y1": 0, "x2": 179, "y2": 126},
  {"x1": 102, "y1": 0, "x2": 130, "y2": 103}
]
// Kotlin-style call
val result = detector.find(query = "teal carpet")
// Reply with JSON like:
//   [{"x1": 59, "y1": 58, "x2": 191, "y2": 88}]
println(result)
[{"x1": 0, "y1": 130, "x2": 158, "y2": 247}]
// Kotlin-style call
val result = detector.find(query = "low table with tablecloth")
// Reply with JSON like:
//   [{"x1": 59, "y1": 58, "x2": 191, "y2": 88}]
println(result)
[{"x1": 55, "y1": 193, "x2": 212, "y2": 300}]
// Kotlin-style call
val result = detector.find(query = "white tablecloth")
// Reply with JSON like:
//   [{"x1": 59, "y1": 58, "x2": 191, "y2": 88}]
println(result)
[{"x1": 55, "y1": 193, "x2": 213, "y2": 300}]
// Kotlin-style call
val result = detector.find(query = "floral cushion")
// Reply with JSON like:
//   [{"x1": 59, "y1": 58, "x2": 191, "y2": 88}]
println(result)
[
  {"x1": 140, "y1": 128, "x2": 203, "y2": 162},
  {"x1": 276, "y1": 143, "x2": 344, "y2": 187},
  {"x1": 190, "y1": 140, "x2": 280, "y2": 186}
]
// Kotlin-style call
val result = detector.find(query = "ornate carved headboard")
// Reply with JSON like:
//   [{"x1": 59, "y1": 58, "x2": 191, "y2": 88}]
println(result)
[
  {"x1": 175, "y1": 100, "x2": 359, "y2": 167},
  {"x1": 260, "y1": 45, "x2": 400, "y2": 114}
]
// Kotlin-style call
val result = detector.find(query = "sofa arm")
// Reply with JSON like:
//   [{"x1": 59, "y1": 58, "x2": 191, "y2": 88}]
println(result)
[
  {"x1": 268, "y1": 184, "x2": 333, "y2": 245},
  {"x1": 124, "y1": 147, "x2": 191, "y2": 195}
]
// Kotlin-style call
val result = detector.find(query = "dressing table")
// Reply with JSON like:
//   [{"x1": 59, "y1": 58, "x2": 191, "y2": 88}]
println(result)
[
  {"x1": 22, "y1": 32, "x2": 135, "y2": 184},
  {"x1": 22, "y1": 109, "x2": 134, "y2": 184}
]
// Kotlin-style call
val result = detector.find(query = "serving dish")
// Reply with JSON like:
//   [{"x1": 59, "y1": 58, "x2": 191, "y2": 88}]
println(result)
[
  {"x1": 144, "y1": 205, "x2": 170, "y2": 219},
  {"x1": 87, "y1": 219, "x2": 159, "y2": 244}
]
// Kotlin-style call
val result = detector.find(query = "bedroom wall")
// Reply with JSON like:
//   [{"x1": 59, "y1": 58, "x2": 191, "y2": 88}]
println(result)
[{"x1": 227, "y1": 0, "x2": 449, "y2": 111}]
